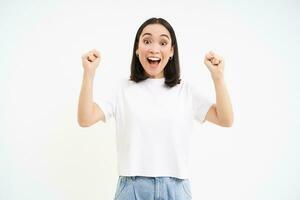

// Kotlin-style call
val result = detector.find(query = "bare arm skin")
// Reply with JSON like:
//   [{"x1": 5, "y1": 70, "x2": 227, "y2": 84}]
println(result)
[
  {"x1": 204, "y1": 78, "x2": 233, "y2": 127},
  {"x1": 203, "y1": 51, "x2": 234, "y2": 127},
  {"x1": 77, "y1": 49, "x2": 105, "y2": 127}
]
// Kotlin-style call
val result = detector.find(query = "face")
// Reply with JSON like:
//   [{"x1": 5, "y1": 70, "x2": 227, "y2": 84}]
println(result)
[{"x1": 136, "y1": 24, "x2": 174, "y2": 79}]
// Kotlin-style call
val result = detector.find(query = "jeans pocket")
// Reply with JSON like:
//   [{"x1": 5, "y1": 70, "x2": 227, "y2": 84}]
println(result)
[{"x1": 114, "y1": 176, "x2": 128, "y2": 200}]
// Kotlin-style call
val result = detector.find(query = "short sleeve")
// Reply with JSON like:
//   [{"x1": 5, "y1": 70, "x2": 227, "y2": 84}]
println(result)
[
  {"x1": 188, "y1": 82, "x2": 214, "y2": 124},
  {"x1": 96, "y1": 79, "x2": 122, "y2": 123}
]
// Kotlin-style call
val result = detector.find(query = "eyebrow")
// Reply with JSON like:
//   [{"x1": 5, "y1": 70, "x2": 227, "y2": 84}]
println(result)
[{"x1": 141, "y1": 33, "x2": 170, "y2": 40}]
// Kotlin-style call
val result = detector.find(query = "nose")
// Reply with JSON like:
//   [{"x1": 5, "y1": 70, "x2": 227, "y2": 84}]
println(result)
[{"x1": 149, "y1": 43, "x2": 160, "y2": 53}]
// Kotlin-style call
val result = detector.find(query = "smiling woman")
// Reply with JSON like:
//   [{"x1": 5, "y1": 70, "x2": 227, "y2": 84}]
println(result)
[
  {"x1": 78, "y1": 17, "x2": 233, "y2": 200},
  {"x1": 137, "y1": 26, "x2": 173, "y2": 73},
  {"x1": 130, "y1": 18, "x2": 180, "y2": 87}
]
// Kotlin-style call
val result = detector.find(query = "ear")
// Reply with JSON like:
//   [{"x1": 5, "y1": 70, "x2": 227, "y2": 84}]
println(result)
[
  {"x1": 135, "y1": 49, "x2": 139, "y2": 56},
  {"x1": 170, "y1": 46, "x2": 174, "y2": 57}
]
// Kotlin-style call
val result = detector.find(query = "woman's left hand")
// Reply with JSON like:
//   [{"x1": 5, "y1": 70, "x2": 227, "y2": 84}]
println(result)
[{"x1": 204, "y1": 51, "x2": 225, "y2": 80}]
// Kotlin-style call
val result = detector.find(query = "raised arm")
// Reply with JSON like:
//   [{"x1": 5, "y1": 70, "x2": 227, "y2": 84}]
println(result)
[
  {"x1": 203, "y1": 51, "x2": 234, "y2": 127},
  {"x1": 77, "y1": 49, "x2": 105, "y2": 127}
]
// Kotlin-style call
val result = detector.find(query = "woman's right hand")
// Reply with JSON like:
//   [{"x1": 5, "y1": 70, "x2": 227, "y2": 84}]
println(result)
[{"x1": 81, "y1": 49, "x2": 101, "y2": 76}]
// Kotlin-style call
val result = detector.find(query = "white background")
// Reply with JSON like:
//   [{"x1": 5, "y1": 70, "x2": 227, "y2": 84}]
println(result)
[{"x1": 1, "y1": 0, "x2": 299, "y2": 199}]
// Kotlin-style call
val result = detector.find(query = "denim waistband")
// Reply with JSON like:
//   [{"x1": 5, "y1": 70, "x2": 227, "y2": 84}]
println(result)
[{"x1": 120, "y1": 176, "x2": 186, "y2": 181}]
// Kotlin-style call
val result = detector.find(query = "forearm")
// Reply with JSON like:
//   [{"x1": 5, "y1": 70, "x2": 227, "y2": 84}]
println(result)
[
  {"x1": 213, "y1": 76, "x2": 234, "y2": 126},
  {"x1": 77, "y1": 71, "x2": 95, "y2": 125}
]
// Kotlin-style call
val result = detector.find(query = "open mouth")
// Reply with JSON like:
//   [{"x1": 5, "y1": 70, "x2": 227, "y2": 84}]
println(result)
[{"x1": 147, "y1": 57, "x2": 161, "y2": 66}]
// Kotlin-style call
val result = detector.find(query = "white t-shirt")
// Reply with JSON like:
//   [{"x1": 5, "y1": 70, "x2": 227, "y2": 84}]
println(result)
[{"x1": 97, "y1": 77, "x2": 213, "y2": 179}]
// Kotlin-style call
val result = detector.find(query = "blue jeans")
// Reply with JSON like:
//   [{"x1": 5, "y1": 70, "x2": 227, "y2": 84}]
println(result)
[{"x1": 113, "y1": 176, "x2": 192, "y2": 200}]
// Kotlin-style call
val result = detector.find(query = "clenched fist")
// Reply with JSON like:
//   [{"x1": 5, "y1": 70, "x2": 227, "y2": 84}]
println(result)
[
  {"x1": 81, "y1": 49, "x2": 101, "y2": 75},
  {"x1": 204, "y1": 51, "x2": 225, "y2": 80}
]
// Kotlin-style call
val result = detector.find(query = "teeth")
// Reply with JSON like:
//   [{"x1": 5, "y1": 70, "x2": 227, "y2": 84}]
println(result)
[{"x1": 148, "y1": 57, "x2": 161, "y2": 61}]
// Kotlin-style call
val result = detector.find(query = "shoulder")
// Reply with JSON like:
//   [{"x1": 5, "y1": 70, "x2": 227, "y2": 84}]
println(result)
[
  {"x1": 180, "y1": 79, "x2": 207, "y2": 99},
  {"x1": 178, "y1": 78, "x2": 193, "y2": 91},
  {"x1": 113, "y1": 77, "x2": 139, "y2": 94},
  {"x1": 117, "y1": 77, "x2": 136, "y2": 89}
]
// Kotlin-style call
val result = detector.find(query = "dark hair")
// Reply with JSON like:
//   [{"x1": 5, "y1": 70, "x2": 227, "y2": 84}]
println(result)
[{"x1": 129, "y1": 17, "x2": 181, "y2": 88}]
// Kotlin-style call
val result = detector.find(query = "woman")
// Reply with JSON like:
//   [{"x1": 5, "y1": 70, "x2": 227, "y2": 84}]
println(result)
[{"x1": 78, "y1": 17, "x2": 233, "y2": 200}]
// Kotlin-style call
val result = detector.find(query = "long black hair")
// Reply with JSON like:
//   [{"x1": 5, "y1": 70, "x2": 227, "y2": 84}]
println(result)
[{"x1": 129, "y1": 17, "x2": 181, "y2": 88}]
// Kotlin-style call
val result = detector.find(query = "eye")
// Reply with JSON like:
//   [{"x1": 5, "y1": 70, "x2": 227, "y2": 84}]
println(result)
[
  {"x1": 160, "y1": 41, "x2": 167, "y2": 46},
  {"x1": 143, "y1": 39, "x2": 150, "y2": 44}
]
